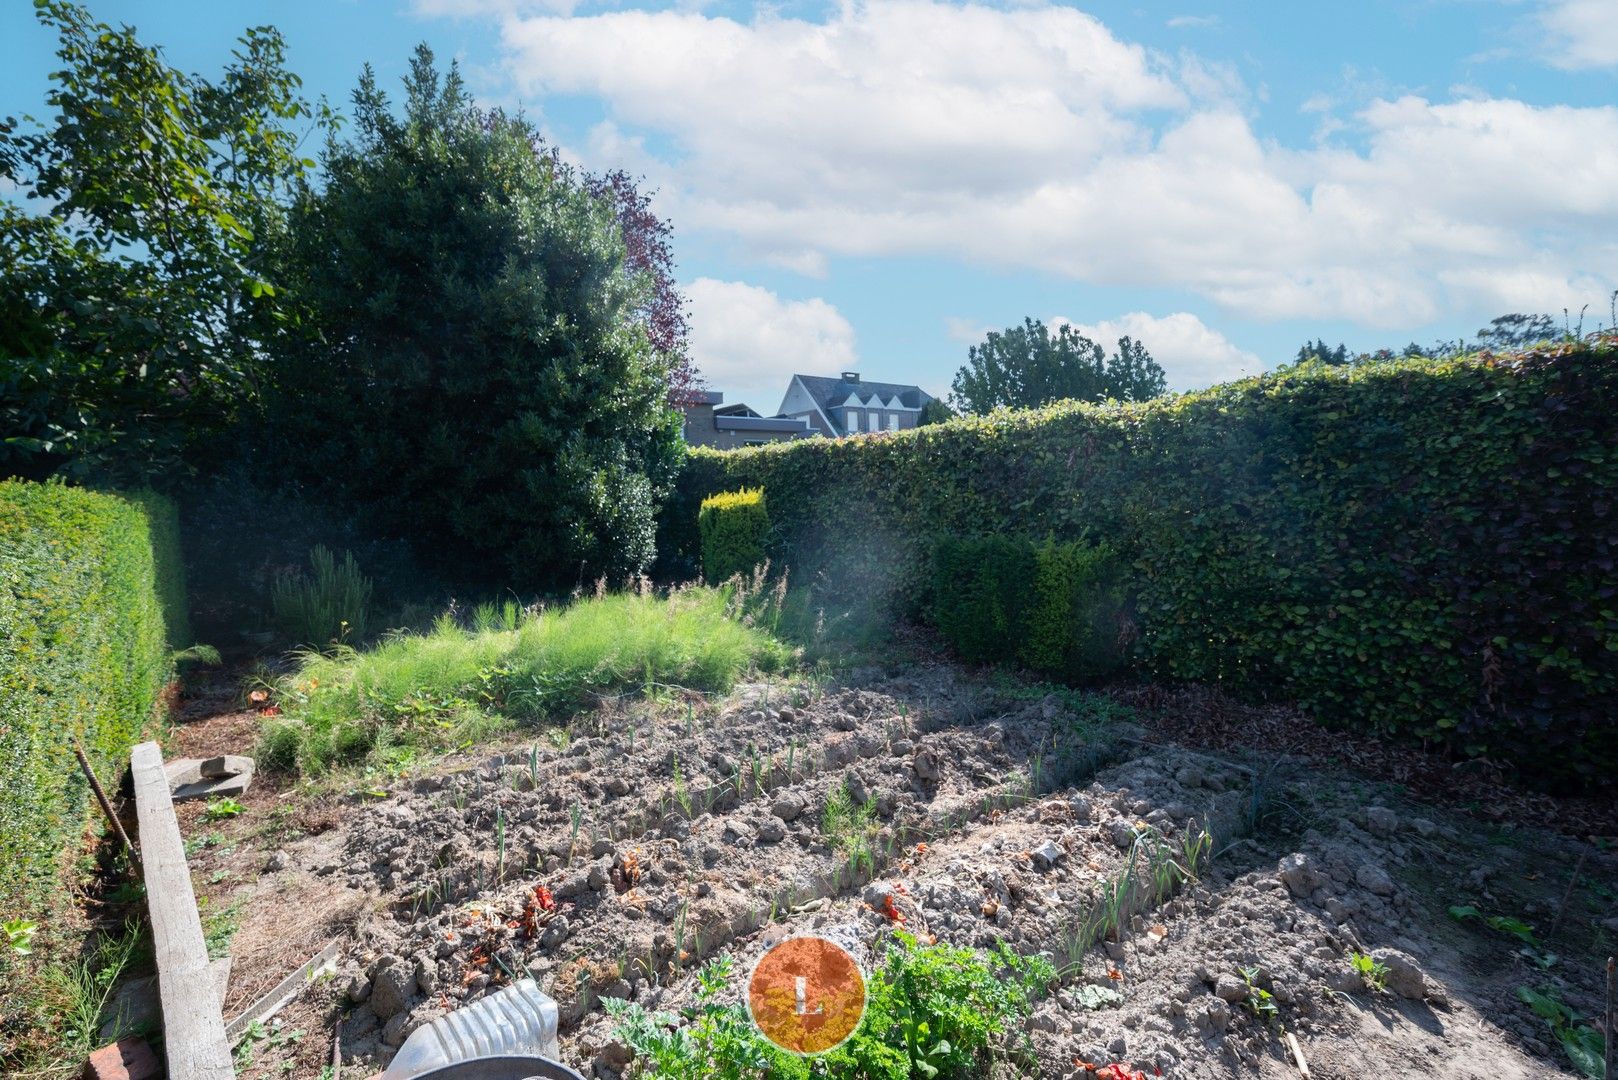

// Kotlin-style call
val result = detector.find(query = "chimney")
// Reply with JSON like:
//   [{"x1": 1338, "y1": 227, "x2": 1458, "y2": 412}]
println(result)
[{"x1": 842, "y1": 371, "x2": 860, "y2": 383}]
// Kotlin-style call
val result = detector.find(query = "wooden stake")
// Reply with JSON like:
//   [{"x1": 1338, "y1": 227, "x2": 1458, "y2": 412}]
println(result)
[
  {"x1": 1286, "y1": 1032, "x2": 1312, "y2": 1079},
  {"x1": 74, "y1": 738, "x2": 138, "y2": 867},
  {"x1": 1548, "y1": 850, "x2": 1588, "y2": 942},
  {"x1": 1604, "y1": 956, "x2": 1613, "y2": 1080}
]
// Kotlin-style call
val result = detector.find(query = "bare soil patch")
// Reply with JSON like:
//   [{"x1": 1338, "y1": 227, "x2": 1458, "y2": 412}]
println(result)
[{"x1": 156, "y1": 664, "x2": 1615, "y2": 1080}]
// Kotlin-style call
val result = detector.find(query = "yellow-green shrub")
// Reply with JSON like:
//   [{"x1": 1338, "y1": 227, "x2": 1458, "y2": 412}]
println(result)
[
  {"x1": 0, "y1": 482, "x2": 186, "y2": 934},
  {"x1": 698, "y1": 488, "x2": 769, "y2": 582}
]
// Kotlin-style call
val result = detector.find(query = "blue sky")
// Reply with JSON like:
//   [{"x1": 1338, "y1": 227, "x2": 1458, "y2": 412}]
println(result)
[{"x1": 4, "y1": 0, "x2": 1615, "y2": 410}]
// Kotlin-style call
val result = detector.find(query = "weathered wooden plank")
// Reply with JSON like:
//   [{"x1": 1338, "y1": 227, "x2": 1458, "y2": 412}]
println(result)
[
  {"x1": 225, "y1": 942, "x2": 340, "y2": 1043},
  {"x1": 101, "y1": 957, "x2": 231, "y2": 1042},
  {"x1": 130, "y1": 740, "x2": 234, "y2": 1080}
]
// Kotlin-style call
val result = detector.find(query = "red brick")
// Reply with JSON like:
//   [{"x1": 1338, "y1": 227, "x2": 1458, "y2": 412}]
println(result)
[{"x1": 82, "y1": 1037, "x2": 161, "y2": 1080}]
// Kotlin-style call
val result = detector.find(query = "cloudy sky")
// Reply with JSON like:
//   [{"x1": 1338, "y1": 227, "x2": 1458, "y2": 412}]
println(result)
[{"x1": 4, "y1": 0, "x2": 1615, "y2": 410}]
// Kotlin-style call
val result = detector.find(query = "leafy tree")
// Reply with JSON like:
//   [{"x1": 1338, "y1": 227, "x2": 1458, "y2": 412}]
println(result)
[
  {"x1": 0, "y1": 1, "x2": 322, "y2": 481},
  {"x1": 949, "y1": 318, "x2": 1166, "y2": 414},
  {"x1": 1475, "y1": 313, "x2": 1558, "y2": 350},
  {"x1": 266, "y1": 47, "x2": 683, "y2": 587},
  {"x1": 586, "y1": 170, "x2": 703, "y2": 405},
  {"x1": 918, "y1": 398, "x2": 955, "y2": 426}
]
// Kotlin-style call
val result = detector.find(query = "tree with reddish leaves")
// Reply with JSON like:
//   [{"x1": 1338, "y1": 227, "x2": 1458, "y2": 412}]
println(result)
[{"x1": 586, "y1": 169, "x2": 705, "y2": 406}]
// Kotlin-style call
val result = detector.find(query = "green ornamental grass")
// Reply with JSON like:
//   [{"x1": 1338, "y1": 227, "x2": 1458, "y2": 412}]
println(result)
[{"x1": 259, "y1": 587, "x2": 794, "y2": 774}]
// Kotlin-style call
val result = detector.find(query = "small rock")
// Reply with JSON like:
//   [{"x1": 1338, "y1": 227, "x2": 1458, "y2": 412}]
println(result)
[
  {"x1": 381, "y1": 1012, "x2": 412, "y2": 1049},
  {"x1": 1026, "y1": 1002, "x2": 1069, "y2": 1034},
  {"x1": 1410, "y1": 818, "x2": 1438, "y2": 838},
  {"x1": 756, "y1": 818, "x2": 786, "y2": 844},
  {"x1": 587, "y1": 864, "x2": 610, "y2": 891},
  {"x1": 1213, "y1": 974, "x2": 1248, "y2": 1003},
  {"x1": 1356, "y1": 863, "x2": 1396, "y2": 896},
  {"x1": 912, "y1": 749, "x2": 940, "y2": 782},
  {"x1": 1370, "y1": 947, "x2": 1427, "y2": 1000},
  {"x1": 771, "y1": 793, "x2": 805, "y2": 821},
  {"x1": 845, "y1": 771, "x2": 871, "y2": 807},
  {"x1": 1031, "y1": 839, "x2": 1064, "y2": 869},
  {"x1": 413, "y1": 954, "x2": 438, "y2": 996},
  {"x1": 1173, "y1": 764, "x2": 1205, "y2": 788},
  {"x1": 1106, "y1": 819, "x2": 1139, "y2": 850},
  {"x1": 1365, "y1": 806, "x2": 1399, "y2": 836},
  {"x1": 1070, "y1": 795, "x2": 1093, "y2": 822},
  {"x1": 603, "y1": 777, "x2": 630, "y2": 797},
  {"x1": 540, "y1": 916, "x2": 570, "y2": 950},
  {"x1": 1199, "y1": 998, "x2": 1231, "y2": 1031},
  {"x1": 1325, "y1": 968, "x2": 1365, "y2": 994},
  {"x1": 862, "y1": 882, "x2": 894, "y2": 910},
  {"x1": 890, "y1": 739, "x2": 914, "y2": 756},
  {"x1": 591, "y1": 838, "x2": 615, "y2": 858},
  {"x1": 265, "y1": 851, "x2": 289, "y2": 873},
  {"x1": 369, "y1": 960, "x2": 414, "y2": 1020},
  {"x1": 1278, "y1": 853, "x2": 1323, "y2": 897}
]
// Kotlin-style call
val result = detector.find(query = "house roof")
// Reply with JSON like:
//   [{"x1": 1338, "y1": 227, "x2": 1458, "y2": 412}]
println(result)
[{"x1": 792, "y1": 375, "x2": 933, "y2": 433}]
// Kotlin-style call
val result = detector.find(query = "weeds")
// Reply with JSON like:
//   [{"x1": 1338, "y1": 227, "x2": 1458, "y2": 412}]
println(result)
[
  {"x1": 271, "y1": 545, "x2": 373, "y2": 648},
  {"x1": 260, "y1": 588, "x2": 794, "y2": 774},
  {"x1": 201, "y1": 900, "x2": 242, "y2": 960},
  {"x1": 1449, "y1": 904, "x2": 1559, "y2": 967},
  {"x1": 1518, "y1": 986, "x2": 1606, "y2": 1078},
  {"x1": 607, "y1": 932, "x2": 1053, "y2": 1080},
  {"x1": 1239, "y1": 966, "x2": 1278, "y2": 1025},
  {"x1": 567, "y1": 802, "x2": 584, "y2": 865},
  {"x1": 21, "y1": 921, "x2": 146, "y2": 1075},
  {"x1": 204, "y1": 796, "x2": 245, "y2": 820},
  {"x1": 494, "y1": 804, "x2": 507, "y2": 885},
  {"x1": 1349, "y1": 952, "x2": 1389, "y2": 992},
  {"x1": 3, "y1": 919, "x2": 38, "y2": 956},
  {"x1": 821, "y1": 781, "x2": 880, "y2": 878}
]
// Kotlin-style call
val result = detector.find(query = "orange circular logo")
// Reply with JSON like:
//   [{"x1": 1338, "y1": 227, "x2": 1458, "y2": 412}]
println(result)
[{"x1": 746, "y1": 936, "x2": 866, "y2": 1054}]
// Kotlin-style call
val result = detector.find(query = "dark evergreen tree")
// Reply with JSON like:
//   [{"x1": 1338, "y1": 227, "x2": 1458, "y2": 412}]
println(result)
[{"x1": 266, "y1": 47, "x2": 682, "y2": 587}]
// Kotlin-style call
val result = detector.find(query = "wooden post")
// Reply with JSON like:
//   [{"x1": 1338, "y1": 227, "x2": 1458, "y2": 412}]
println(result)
[{"x1": 130, "y1": 741, "x2": 233, "y2": 1080}]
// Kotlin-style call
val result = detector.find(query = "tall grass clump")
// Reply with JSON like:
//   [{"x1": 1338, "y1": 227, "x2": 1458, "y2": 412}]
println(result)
[
  {"x1": 259, "y1": 587, "x2": 794, "y2": 773},
  {"x1": 270, "y1": 545, "x2": 373, "y2": 648}
]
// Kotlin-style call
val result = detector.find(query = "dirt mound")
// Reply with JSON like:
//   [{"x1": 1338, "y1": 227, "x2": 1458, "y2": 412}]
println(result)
[{"x1": 180, "y1": 666, "x2": 1613, "y2": 1079}]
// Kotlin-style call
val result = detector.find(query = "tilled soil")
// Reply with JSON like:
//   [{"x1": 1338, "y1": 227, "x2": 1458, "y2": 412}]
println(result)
[{"x1": 178, "y1": 665, "x2": 1615, "y2": 1080}]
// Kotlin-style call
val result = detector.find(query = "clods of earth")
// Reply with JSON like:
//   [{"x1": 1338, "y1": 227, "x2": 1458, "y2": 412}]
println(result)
[{"x1": 175, "y1": 666, "x2": 1617, "y2": 1079}]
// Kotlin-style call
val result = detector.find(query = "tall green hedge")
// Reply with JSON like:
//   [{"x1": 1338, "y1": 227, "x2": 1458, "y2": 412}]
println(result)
[
  {"x1": 668, "y1": 343, "x2": 1618, "y2": 787},
  {"x1": 0, "y1": 482, "x2": 186, "y2": 930}
]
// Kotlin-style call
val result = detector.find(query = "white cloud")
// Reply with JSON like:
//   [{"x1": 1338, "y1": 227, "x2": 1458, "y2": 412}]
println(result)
[
  {"x1": 944, "y1": 316, "x2": 989, "y2": 345},
  {"x1": 1057, "y1": 311, "x2": 1262, "y2": 391},
  {"x1": 684, "y1": 278, "x2": 857, "y2": 411},
  {"x1": 490, "y1": 0, "x2": 1618, "y2": 327},
  {"x1": 1166, "y1": 15, "x2": 1219, "y2": 29},
  {"x1": 1537, "y1": 0, "x2": 1618, "y2": 70}
]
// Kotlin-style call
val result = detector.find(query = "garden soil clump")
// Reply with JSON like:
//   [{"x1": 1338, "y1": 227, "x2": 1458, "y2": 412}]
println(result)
[{"x1": 182, "y1": 665, "x2": 1615, "y2": 1080}]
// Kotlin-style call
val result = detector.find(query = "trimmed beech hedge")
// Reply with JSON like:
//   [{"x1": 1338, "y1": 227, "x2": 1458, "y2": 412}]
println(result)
[
  {"x1": 669, "y1": 343, "x2": 1618, "y2": 786},
  {"x1": 0, "y1": 482, "x2": 187, "y2": 928}
]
